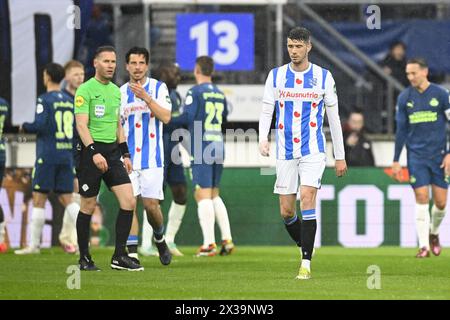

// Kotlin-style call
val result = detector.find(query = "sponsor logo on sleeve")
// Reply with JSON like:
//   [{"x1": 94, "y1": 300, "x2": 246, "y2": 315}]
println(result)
[
  {"x1": 75, "y1": 96, "x2": 84, "y2": 107},
  {"x1": 36, "y1": 104, "x2": 44, "y2": 114}
]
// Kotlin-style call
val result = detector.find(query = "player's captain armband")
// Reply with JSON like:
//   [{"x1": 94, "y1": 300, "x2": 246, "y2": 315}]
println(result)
[
  {"x1": 445, "y1": 108, "x2": 450, "y2": 120},
  {"x1": 75, "y1": 96, "x2": 84, "y2": 107}
]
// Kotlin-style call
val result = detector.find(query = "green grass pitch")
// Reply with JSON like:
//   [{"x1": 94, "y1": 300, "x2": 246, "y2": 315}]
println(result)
[{"x1": 1, "y1": 246, "x2": 449, "y2": 300}]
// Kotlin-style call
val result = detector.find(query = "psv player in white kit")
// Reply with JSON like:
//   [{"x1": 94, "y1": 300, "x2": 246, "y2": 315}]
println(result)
[{"x1": 259, "y1": 27, "x2": 347, "y2": 280}]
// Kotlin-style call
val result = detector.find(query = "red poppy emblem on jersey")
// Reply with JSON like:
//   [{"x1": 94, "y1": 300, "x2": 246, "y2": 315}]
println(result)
[
  {"x1": 279, "y1": 102, "x2": 284, "y2": 108},
  {"x1": 150, "y1": 133, "x2": 155, "y2": 138},
  {"x1": 310, "y1": 122, "x2": 317, "y2": 127},
  {"x1": 296, "y1": 79, "x2": 302, "y2": 84},
  {"x1": 279, "y1": 123, "x2": 284, "y2": 129},
  {"x1": 294, "y1": 138, "x2": 300, "y2": 143},
  {"x1": 294, "y1": 111, "x2": 300, "y2": 118},
  {"x1": 136, "y1": 147, "x2": 141, "y2": 152},
  {"x1": 135, "y1": 123, "x2": 141, "y2": 128},
  {"x1": 312, "y1": 102, "x2": 317, "y2": 108},
  {"x1": 150, "y1": 113, "x2": 155, "y2": 118}
]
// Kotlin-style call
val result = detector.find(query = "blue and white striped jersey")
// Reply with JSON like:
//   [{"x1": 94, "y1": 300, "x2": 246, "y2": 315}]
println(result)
[
  {"x1": 262, "y1": 62, "x2": 340, "y2": 160},
  {"x1": 120, "y1": 77, "x2": 172, "y2": 170}
]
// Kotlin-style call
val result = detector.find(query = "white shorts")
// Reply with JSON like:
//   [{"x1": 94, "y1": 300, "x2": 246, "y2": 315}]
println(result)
[
  {"x1": 129, "y1": 167, "x2": 164, "y2": 200},
  {"x1": 274, "y1": 153, "x2": 326, "y2": 194}
]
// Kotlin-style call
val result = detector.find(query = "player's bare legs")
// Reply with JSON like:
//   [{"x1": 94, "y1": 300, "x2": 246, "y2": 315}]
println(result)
[
  {"x1": 14, "y1": 192, "x2": 48, "y2": 254},
  {"x1": 279, "y1": 194, "x2": 302, "y2": 249},
  {"x1": 413, "y1": 186, "x2": 431, "y2": 257},
  {"x1": 212, "y1": 188, "x2": 234, "y2": 255},
  {"x1": 279, "y1": 194, "x2": 297, "y2": 219},
  {"x1": 429, "y1": 185, "x2": 447, "y2": 256}
]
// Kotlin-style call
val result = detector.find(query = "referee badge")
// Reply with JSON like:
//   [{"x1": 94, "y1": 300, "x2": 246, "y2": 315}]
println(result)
[{"x1": 95, "y1": 105, "x2": 106, "y2": 118}]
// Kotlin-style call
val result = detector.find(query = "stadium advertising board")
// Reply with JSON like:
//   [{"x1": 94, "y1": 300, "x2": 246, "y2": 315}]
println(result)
[
  {"x1": 95, "y1": 168, "x2": 449, "y2": 248},
  {"x1": 4, "y1": 168, "x2": 450, "y2": 248}
]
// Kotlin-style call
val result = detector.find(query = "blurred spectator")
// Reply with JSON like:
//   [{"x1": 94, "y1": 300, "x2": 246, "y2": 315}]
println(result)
[
  {"x1": 343, "y1": 110, "x2": 375, "y2": 167},
  {"x1": 77, "y1": 4, "x2": 113, "y2": 79},
  {"x1": 380, "y1": 41, "x2": 409, "y2": 87}
]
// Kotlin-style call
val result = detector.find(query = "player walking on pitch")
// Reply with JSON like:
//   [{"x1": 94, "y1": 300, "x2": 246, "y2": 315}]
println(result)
[
  {"x1": 392, "y1": 58, "x2": 450, "y2": 258},
  {"x1": 259, "y1": 27, "x2": 347, "y2": 279}
]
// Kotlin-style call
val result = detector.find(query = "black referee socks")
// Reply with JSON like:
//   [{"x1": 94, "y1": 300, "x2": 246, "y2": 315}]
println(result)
[
  {"x1": 77, "y1": 211, "x2": 92, "y2": 257},
  {"x1": 114, "y1": 209, "x2": 133, "y2": 256}
]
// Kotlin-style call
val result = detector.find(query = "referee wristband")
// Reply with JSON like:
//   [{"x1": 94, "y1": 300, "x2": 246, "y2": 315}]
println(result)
[
  {"x1": 119, "y1": 142, "x2": 130, "y2": 158},
  {"x1": 87, "y1": 143, "x2": 99, "y2": 157}
]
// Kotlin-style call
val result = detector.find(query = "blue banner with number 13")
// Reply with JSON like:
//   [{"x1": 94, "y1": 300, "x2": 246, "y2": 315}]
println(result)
[{"x1": 176, "y1": 13, "x2": 254, "y2": 71}]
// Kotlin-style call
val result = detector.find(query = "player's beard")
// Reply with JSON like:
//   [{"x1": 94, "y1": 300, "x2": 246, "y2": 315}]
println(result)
[
  {"x1": 131, "y1": 74, "x2": 146, "y2": 84},
  {"x1": 291, "y1": 53, "x2": 307, "y2": 67}
]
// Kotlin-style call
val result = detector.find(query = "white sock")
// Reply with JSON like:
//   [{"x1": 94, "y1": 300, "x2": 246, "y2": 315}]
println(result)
[
  {"x1": 165, "y1": 201, "x2": 187, "y2": 244},
  {"x1": 60, "y1": 202, "x2": 80, "y2": 244},
  {"x1": 430, "y1": 205, "x2": 446, "y2": 235},
  {"x1": 141, "y1": 210, "x2": 154, "y2": 249},
  {"x1": 415, "y1": 203, "x2": 430, "y2": 249},
  {"x1": 301, "y1": 259, "x2": 311, "y2": 271},
  {"x1": 212, "y1": 196, "x2": 232, "y2": 241},
  {"x1": 65, "y1": 202, "x2": 80, "y2": 224},
  {"x1": 30, "y1": 208, "x2": 45, "y2": 248},
  {"x1": 0, "y1": 222, "x2": 5, "y2": 243},
  {"x1": 197, "y1": 199, "x2": 215, "y2": 247},
  {"x1": 59, "y1": 210, "x2": 71, "y2": 244}
]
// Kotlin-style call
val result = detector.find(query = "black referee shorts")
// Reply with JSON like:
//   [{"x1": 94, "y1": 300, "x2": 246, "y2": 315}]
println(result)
[{"x1": 77, "y1": 142, "x2": 130, "y2": 198}]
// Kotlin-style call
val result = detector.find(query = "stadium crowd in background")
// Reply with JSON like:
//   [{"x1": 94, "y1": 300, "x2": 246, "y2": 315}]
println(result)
[{"x1": 343, "y1": 109, "x2": 375, "y2": 167}]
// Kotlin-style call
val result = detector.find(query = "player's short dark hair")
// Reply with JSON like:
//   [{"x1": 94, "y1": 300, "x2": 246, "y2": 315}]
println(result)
[
  {"x1": 287, "y1": 27, "x2": 311, "y2": 43},
  {"x1": 196, "y1": 56, "x2": 214, "y2": 76},
  {"x1": 125, "y1": 47, "x2": 150, "y2": 64},
  {"x1": 407, "y1": 57, "x2": 428, "y2": 69},
  {"x1": 44, "y1": 63, "x2": 65, "y2": 83},
  {"x1": 94, "y1": 46, "x2": 116, "y2": 59}
]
